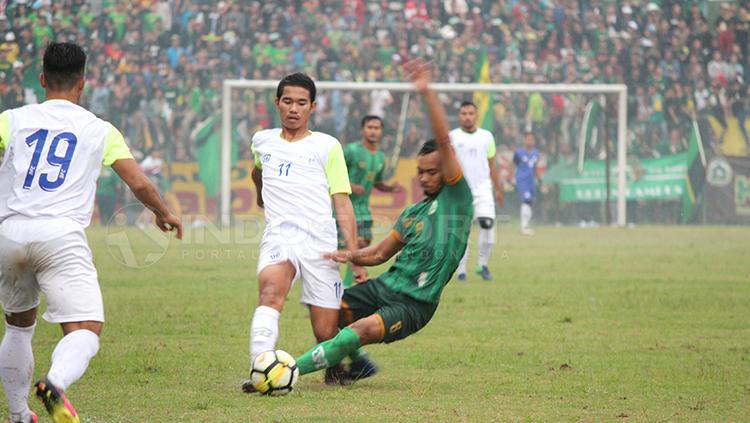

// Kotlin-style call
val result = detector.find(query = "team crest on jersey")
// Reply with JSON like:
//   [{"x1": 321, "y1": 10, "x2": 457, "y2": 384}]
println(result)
[
  {"x1": 428, "y1": 200, "x2": 438, "y2": 215},
  {"x1": 402, "y1": 217, "x2": 414, "y2": 228},
  {"x1": 262, "y1": 154, "x2": 271, "y2": 163},
  {"x1": 358, "y1": 160, "x2": 366, "y2": 169},
  {"x1": 415, "y1": 220, "x2": 424, "y2": 235}
]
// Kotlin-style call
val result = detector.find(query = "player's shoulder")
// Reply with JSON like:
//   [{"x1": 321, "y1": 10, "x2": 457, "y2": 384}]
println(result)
[
  {"x1": 251, "y1": 128, "x2": 282, "y2": 144},
  {"x1": 309, "y1": 131, "x2": 342, "y2": 153},
  {"x1": 476, "y1": 128, "x2": 494, "y2": 139}
]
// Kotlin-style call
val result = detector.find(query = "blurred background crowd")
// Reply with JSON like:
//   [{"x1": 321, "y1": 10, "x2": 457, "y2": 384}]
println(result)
[{"x1": 1, "y1": 0, "x2": 748, "y2": 223}]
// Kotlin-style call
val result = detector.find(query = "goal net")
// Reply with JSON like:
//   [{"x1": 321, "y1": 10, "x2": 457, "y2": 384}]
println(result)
[{"x1": 220, "y1": 80, "x2": 628, "y2": 228}]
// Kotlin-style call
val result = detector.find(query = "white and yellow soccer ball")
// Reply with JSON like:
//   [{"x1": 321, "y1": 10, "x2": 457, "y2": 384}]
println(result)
[{"x1": 250, "y1": 350, "x2": 300, "y2": 396}]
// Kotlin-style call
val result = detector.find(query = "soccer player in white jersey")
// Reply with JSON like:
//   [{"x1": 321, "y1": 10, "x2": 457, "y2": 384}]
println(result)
[
  {"x1": 0, "y1": 43, "x2": 182, "y2": 423},
  {"x1": 449, "y1": 101, "x2": 502, "y2": 281},
  {"x1": 244, "y1": 73, "x2": 362, "y2": 389}
]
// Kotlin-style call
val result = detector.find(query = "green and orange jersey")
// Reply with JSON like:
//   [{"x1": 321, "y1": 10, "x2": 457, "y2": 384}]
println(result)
[
  {"x1": 378, "y1": 174, "x2": 473, "y2": 304},
  {"x1": 343, "y1": 142, "x2": 386, "y2": 221}
]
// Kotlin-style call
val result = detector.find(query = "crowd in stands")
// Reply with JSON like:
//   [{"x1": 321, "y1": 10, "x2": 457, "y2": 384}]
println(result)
[{"x1": 1, "y1": 0, "x2": 748, "y2": 167}]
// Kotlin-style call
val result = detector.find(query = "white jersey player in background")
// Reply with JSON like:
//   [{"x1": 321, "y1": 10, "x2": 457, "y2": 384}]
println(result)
[
  {"x1": 449, "y1": 101, "x2": 502, "y2": 281},
  {"x1": 243, "y1": 73, "x2": 363, "y2": 391},
  {"x1": 0, "y1": 43, "x2": 182, "y2": 423}
]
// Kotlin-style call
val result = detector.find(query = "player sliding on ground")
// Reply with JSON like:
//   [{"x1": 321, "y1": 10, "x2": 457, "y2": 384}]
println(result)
[
  {"x1": 0, "y1": 42, "x2": 182, "y2": 423},
  {"x1": 292, "y1": 59, "x2": 473, "y2": 381}
]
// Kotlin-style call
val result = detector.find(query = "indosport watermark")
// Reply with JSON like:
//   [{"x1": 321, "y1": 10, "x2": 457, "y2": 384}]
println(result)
[
  {"x1": 103, "y1": 207, "x2": 493, "y2": 269},
  {"x1": 104, "y1": 203, "x2": 267, "y2": 269}
]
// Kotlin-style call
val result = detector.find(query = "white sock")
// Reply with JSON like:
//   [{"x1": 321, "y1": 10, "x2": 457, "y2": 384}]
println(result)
[
  {"x1": 478, "y1": 227, "x2": 495, "y2": 267},
  {"x1": 521, "y1": 204, "x2": 532, "y2": 230},
  {"x1": 457, "y1": 244, "x2": 469, "y2": 275},
  {"x1": 250, "y1": 305, "x2": 280, "y2": 365},
  {"x1": 0, "y1": 323, "x2": 35, "y2": 423},
  {"x1": 47, "y1": 329, "x2": 99, "y2": 391}
]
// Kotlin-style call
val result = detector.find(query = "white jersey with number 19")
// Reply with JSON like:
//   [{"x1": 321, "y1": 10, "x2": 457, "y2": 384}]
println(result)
[{"x1": 0, "y1": 99, "x2": 133, "y2": 228}]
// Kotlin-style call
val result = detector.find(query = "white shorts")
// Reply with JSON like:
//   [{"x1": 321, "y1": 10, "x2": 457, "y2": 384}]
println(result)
[
  {"x1": 0, "y1": 220, "x2": 104, "y2": 323},
  {"x1": 257, "y1": 231, "x2": 343, "y2": 309},
  {"x1": 472, "y1": 194, "x2": 496, "y2": 220}
]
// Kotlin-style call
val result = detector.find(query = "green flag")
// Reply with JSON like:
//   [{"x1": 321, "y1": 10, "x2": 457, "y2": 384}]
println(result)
[
  {"x1": 681, "y1": 120, "x2": 707, "y2": 223},
  {"x1": 577, "y1": 99, "x2": 601, "y2": 173},
  {"x1": 472, "y1": 50, "x2": 493, "y2": 131}
]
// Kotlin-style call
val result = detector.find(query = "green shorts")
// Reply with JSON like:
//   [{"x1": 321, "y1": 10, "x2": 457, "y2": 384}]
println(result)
[
  {"x1": 341, "y1": 278, "x2": 438, "y2": 344},
  {"x1": 337, "y1": 219, "x2": 374, "y2": 249}
]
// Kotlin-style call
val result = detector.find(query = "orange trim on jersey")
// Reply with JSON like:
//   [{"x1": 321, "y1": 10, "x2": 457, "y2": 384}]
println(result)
[
  {"x1": 373, "y1": 313, "x2": 385, "y2": 341},
  {"x1": 389, "y1": 230, "x2": 403, "y2": 242},
  {"x1": 445, "y1": 171, "x2": 463, "y2": 186}
]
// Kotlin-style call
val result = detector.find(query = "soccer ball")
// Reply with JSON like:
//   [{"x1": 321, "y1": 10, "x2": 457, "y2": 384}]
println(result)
[{"x1": 250, "y1": 350, "x2": 299, "y2": 396}]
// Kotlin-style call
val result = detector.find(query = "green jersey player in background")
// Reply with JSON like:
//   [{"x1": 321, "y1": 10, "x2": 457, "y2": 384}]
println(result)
[
  {"x1": 291, "y1": 59, "x2": 473, "y2": 383},
  {"x1": 341, "y1": 115, "x2": 402, "y2": 287}
]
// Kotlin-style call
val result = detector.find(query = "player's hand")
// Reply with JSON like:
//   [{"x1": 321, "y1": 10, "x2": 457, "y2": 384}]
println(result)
[
  {"x1": 495, "y1": 188, "x2": 504, "y2": 207},
  {"x1": 403, "y1": 58, "x2": 432, "y2": 93},
  {"x1": 156, "y1": 213, "x2": 183, "y2": 240},
  {"x1": 351, "y1": 184, "x2": 365, "y2": 195},
  {"x1": 324, "y1": 250, "x2": 353, "y2": 263},
  {"x1": 352, "y1": 265, "x2": 368, "y2": 283}
]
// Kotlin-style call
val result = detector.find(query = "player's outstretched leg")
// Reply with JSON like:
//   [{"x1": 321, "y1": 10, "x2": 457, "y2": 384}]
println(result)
[
  {"x1": 475, "y1": 218, "x2": 494, "y2": 281},
  {"x1": 346, "y1": 349, "x2": 379, "y2": 381},
  {"x1": 0, "y1": 322, "x2": 37, "y2": 423},
  {"x1": 296, "y1": 327, "x2": 361, "y2": 376},
  {"x1": 37, "y1": 327, "x2": 99, "y2": 423},
  {"x1": 34, "y1": 378, "x2": 78, "y2": 423}
]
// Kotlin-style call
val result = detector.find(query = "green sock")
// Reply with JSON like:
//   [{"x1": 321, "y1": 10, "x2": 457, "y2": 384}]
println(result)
[
  {"x1": 296, "y1": 327, "x2": 361, "y2": 375},
  {"x1": 342, "y1": 265, "x2": 354, "y2": 288},
  {"x1": 348, "y1": 348, "x2": 367, "y2": 362}
]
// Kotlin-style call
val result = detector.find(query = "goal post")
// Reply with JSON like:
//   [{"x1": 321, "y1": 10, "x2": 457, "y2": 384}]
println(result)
[{"x1": 221, "y1": 80, "x2": 628, "y2": 227}]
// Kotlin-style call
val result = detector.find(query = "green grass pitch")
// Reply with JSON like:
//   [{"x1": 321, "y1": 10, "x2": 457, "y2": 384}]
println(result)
[{"x1": 2, "y1": 225, "x2": 749, "y2": 421}]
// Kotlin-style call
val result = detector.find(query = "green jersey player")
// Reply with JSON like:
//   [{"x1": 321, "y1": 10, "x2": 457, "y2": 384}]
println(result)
[
  {"x1": 292, "y1": 59, "x2": 473, "y2": 382},
  {"x1": 341, "y1": 116, "x2": 402, "y2": 287}
]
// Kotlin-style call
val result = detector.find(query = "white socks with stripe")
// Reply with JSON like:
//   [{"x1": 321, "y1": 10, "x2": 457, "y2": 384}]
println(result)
[
  {"x1": 47, "y1": 329, "x2": 100, "y2": 391},
  {"x1": 0, "y1": 323, "x2": 35, "y2": 423},
  {"x1": 250, "y1": 305, "x2": 280, "y2": 365}
]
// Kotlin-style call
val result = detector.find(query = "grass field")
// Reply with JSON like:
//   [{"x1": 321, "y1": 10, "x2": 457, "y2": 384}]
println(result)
[{"x1": 3, "y1": 225, "x2": 749, "y2": 422}]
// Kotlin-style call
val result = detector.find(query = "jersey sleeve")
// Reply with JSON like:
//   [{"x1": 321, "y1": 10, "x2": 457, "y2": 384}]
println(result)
[
  {"x1": 250, "y1": 143, "x2": 262, "y2": 169},
  {"x1": 325, "y1": 143, "x2": 352, "y2": 195},
  {"x1": 391, "y1": 207, "x2": 415, "y2": 243},
  {"x1": 343, "y1": 143, "x2": 354, "y2": 168},
  {"x1": 487, "y1": 137, "x2": 496, "y2": 159},
  {"x1": 0, "y1": 111, "x2": 10, "y2": 150},
  {"x1": 102, "y1": 124, "x2": 134, "y2": 166},
  {"x1": 444, "y1": 175, "x2": 473, "y2": 206}
]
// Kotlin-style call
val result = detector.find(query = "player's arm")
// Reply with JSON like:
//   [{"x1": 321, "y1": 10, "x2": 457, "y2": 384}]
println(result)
[
  {"x1": 325, "y1": 232, "x2": 404, "y2": 266},
  {"x1": 251, "y1": 144, "x2": 264, "y2": 208},
  {"x1": 252, "y1": 167, "x2": 263, "y2": 208},
  {"x1": 112, "y1": 158, "x2": 182, "y2": 239},
  {"x1": 374, "y1": 180, "x2": 403, "y2": 193},
  {"x1": 487, "y1": 140, "x2": 503, "y2": 205},
  {"x1": 332, "y1": 193, "x2": 358, "y2": 254},
  {"x1": 404, "y1": 59, "x2": 462, "y2": 182}
]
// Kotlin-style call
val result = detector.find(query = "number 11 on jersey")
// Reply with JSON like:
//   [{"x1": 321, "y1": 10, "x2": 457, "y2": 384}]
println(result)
[{"x1": 278, "y1": 162, "x2": 291, "y2": 176}]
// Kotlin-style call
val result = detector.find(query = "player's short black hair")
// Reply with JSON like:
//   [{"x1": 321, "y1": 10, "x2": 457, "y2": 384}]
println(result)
[
  {"x1": 459, "y1": 101, "x2": 477, "y2": 109},
  {"x1": 276, "y1": 72, "x2": 316, "y2": 102},
  {"x1": 418, "y1": 139, "x2": 438, "y2": 156},
  {"x1": 43, "y1": 42, "x2": 86, "y2": 91},
  {"x1": 361, "y1": 115, "x2": 383, "y2": 128}
]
